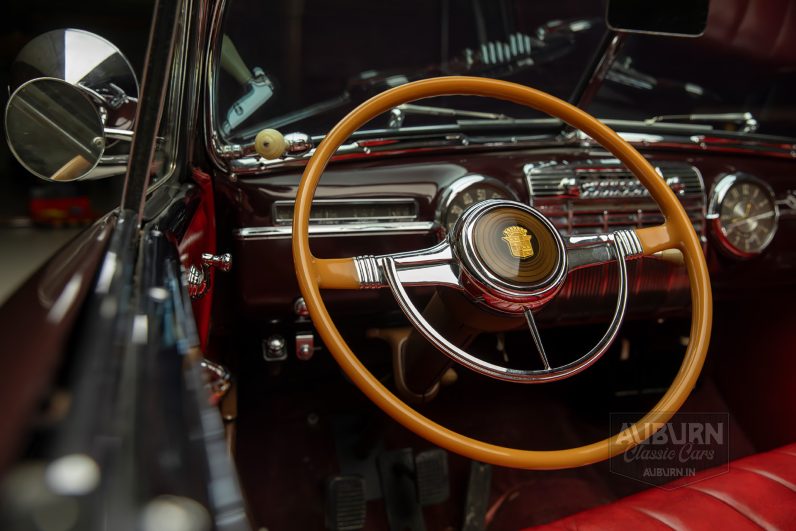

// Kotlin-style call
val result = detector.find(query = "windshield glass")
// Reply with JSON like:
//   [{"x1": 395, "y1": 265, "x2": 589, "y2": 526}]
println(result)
[
  {"x1": 591, "y1": 33, "x2": 796, "y2": 138},
  {"x1": 215, "y1": 0, "x2": 796, "y2": 142}
]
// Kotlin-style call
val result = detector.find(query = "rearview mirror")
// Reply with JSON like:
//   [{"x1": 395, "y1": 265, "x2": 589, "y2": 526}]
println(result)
[{"x1": 606, "y1": 0, "x2": 709, "y2": 37}]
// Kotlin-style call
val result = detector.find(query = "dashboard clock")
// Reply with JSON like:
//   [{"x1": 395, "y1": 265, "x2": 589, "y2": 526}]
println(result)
[
  {"x1": 708, "y1": 174, "x2": 779, "y2": 258},
  {"x1": 439, "y1": 175, "x2": 517, "y2": 232}
]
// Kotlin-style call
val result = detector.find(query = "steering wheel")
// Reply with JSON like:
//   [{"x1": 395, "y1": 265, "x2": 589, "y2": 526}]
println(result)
[{"x1": 292, "y1": 77, "x2": 712, "y2": 470}]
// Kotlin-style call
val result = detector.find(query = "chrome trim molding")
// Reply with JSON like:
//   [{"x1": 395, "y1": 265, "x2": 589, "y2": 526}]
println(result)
[
  {"x1": 524, "y1": 159, "x2": 706, "y2": 251},
  {"x1": 204, "y1": 0, "x2": 230, "y2": 172},
  {"x1": 218, "y1": 129, "x2": 796, "y2": 177},
  {"x1": 524, "y1": 159, "x2": 705, "y2": 200},
  {"x1": 234, "y1": 221, "x2": 436, "y2": 240},
  {"x1": 224, "y1": 135, "x2": 571, "y2": 175},
  {"x1": 606, "y1": 130, "x2": 796, "y2": 159},
  {"x1": 272, "y1": 198, "x2": 418, "y2": 226}
]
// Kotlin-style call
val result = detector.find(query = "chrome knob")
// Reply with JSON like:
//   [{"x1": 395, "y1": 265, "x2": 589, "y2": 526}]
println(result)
[
  {"x1": 293, "y1": 297, "x2": 309, "y2": 317},
  {"x1": 263, "y1": 335, "x2": 287, "y2": 361}
]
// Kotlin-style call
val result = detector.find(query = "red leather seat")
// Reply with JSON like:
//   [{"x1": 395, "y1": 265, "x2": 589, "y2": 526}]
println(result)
[{"x1": 529, "y1": 443, "x2": 796, "y2": 530}]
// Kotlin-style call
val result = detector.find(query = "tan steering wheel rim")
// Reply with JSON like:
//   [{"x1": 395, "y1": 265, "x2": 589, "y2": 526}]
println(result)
[{"x1": 293, "y1": 76, "x2": 712, "y2": 470}]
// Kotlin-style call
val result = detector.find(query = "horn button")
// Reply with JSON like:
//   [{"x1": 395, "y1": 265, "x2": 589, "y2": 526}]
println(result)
[{"x1": 452, "y1": 200, "x2": 568, "y2": 312}]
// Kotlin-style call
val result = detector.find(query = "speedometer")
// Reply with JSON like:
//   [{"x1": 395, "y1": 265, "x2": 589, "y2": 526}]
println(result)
[
  {"x1": 708, "y1": 174, "x2": 779, "y2": 258},
  {"x1": 439, "y1": 175, "x2": 517, "y2": 233}
]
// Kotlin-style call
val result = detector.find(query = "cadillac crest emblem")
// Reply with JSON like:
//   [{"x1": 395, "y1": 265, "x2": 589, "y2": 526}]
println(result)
[{"x1": 502, "y1": 225, "x2": 534, "y2": 258}]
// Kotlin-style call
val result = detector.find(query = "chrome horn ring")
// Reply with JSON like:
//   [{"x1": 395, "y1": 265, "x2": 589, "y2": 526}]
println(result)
[
  {"x1": 356, "y1": 199, "x2": 644, "y2": 383},
  {"x1": 382, "y1": 233, "x2": 637, "y2": 383}
]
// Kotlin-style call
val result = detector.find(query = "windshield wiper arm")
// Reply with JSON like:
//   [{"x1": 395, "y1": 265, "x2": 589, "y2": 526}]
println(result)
[
  {"x1": 645, "y1": 112, "x2": 759, "y2": 133},
  {"x1": 388, "y1": 103, "x2": 512, "y2": 128}
]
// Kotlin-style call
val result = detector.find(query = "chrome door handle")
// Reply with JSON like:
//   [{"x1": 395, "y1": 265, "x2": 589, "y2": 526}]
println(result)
[{"x1": 187, "y1": 253, "x2": 232, "y2": 299}]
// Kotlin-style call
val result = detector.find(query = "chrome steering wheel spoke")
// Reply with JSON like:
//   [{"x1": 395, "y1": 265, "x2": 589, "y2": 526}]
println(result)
[
  {"x1": 524, "y1": 309, "x2": 551, "y2": 370},
  {"x1": 566, "y1": 229, "x2": 643, "y2": 271},
  {"x1": 353, "y1": 240, "x2": 463, "y2": 291}
]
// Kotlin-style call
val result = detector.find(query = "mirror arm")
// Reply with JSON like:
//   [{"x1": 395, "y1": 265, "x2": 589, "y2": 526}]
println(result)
[{"x1": 105, "y1": 128, "x2": 134, "y2": 142}]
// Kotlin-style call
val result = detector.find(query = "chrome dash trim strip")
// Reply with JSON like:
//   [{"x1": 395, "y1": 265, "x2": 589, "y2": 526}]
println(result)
[{"x1": 234, "y1": 221, "x2": 436, "y2": 240}]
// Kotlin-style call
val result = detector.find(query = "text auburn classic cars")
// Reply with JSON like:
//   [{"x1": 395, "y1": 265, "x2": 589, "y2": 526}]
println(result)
[{"x1": 2, "y1": 0, "x2": 796, "y2": 529}]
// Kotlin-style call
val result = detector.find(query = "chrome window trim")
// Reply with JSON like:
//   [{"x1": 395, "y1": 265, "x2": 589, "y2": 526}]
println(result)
[
  {"x1": 146, "y1": 0, "x2": 193, "y2": 196},
  {"x1": 204, "y1": 0, "x2": 230, "y2": 172},
  {"x1": 234, "y1": 221, "x2": 437, "y2": 240}
]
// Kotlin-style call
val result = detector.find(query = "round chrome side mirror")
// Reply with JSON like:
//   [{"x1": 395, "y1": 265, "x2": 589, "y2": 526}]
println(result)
[
  {"x1": 5, "y1": 78, "x2": 107, "y2": 181},
  {"x1": 5, "y1": 29, "x2": 138, "y2": 182}
]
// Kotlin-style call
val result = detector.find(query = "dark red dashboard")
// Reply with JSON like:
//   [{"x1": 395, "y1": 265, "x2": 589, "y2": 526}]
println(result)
[{"x1": 215, "y1": 144, "x2": 796, "y2": 325}]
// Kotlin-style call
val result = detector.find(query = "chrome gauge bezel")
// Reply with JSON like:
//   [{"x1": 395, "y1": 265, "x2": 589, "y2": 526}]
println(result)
[
  {"x1": 436, "y1": 174, "x2": 518, "y2": 234},
  {"x1": 707, "y1": 173, "x2": 779, "y2": 259}
]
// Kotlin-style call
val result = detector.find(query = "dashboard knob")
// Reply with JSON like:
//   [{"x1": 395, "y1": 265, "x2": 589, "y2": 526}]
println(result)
[
  {"x1": 254, "y1": 128, "x2": 287, "y2": 159},
  {"x1": 263, "y1": 335, "x2": 287, "y2": 361},
  {"x1": 254, "y1": 129, "x2": 313, "y2": 159},
  {"x1": 294, "y1": 297, "x2": 310, "y2": 317}
]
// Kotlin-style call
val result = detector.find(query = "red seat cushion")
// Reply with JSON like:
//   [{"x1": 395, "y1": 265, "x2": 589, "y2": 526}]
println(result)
[{"x1": 527, "y1": 443, "x2": 796, "y2": 530}]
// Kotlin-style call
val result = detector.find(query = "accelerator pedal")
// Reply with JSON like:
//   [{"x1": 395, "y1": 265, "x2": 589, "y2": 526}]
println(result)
[
  {"x1": 462, "y1": 461, "x2": 492, "y2": 531},
  {"x1": 378, "y1": 449, "x2": 425, "y2": 531}
]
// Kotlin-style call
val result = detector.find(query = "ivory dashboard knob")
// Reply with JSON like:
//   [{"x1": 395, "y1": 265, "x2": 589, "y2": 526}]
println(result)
[{"x1": 254, "y1": 128, "x2": 287, "y2": 159}]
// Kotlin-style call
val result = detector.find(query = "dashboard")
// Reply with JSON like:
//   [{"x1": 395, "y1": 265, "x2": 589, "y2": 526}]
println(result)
[{"x1": 216, "y1": 143, "x2": 796, "y2": 325}]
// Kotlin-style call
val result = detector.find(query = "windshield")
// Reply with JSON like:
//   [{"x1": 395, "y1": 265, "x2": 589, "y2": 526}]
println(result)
[
  {"x1": 590, "y1": 33, "x2": 796, "y2": 138},
  {"x1": 214, "y1": 0, "x2": 796, "y2": 142}
]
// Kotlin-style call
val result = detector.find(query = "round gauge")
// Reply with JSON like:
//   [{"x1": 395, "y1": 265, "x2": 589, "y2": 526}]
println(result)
[
  {"x1": 708, "y1": 174, "x2": 779, "y2": 258},
  {"x1": 439, "y1": 176, "x2": 517, "y2": 233}
]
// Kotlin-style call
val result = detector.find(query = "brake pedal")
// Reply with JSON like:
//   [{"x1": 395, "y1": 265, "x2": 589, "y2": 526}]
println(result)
[
  {"x1": 415, "y1": 448, "x2": 450, "y2": 506},
  {"x1": 325, "y1": 475, "x2": 366, "y2": 530}
]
